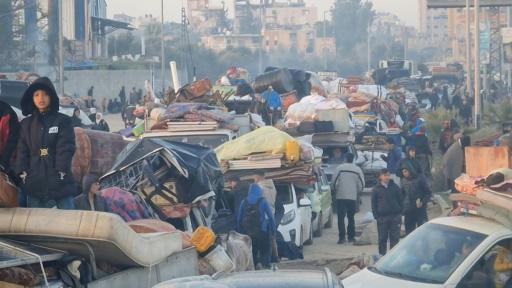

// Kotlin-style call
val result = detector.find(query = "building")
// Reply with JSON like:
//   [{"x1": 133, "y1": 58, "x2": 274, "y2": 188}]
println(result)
[
  {"x1": 187, "y1": 0, "x2": 229, "y2": 35},
  {"x1": 418, "y1": 0, "x2": 450, "y2": 45},
  {"x1": 201, "y1": 34, "x2": 261, "y2": 51}
]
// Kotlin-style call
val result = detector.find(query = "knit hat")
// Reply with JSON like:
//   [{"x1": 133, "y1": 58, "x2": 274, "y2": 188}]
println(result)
[{"x1": 82, "y1": 174, "x2": 100, "y2": 195}]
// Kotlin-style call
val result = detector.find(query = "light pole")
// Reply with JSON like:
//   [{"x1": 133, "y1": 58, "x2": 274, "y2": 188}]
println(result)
[
  {"x1": 161, "y1": 0, "x2": 165, "y2": 96},
  {"x1": 324, "y1": 10, "x2": 328, "y2": 70},
  {"x1": 367, "y1": 20, "x2": 371, "y2": 72},
  {"x1": 466, "y1": 0, "x2": 472, "y2": 98},
  {"x1": 58, "y1": 0, "x2": 64, "y2": 96},
  {"x1": 474, "y1": 0, "x2": 481, "y2": 129}
]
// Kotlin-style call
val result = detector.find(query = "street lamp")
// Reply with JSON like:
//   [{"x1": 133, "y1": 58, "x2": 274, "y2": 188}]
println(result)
[
  {"x1": 161, "y1": 0, "x2": 165, "y2": 96},
  {"x1": 58, "y1": 0, "x2": 64, "y2": 96}
]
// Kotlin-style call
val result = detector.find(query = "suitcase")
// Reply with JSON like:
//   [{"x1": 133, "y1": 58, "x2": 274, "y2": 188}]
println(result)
[
  {"x1": 185, "y1": 78, "x2": 212, "y2": 99},
  {"x1": 297, "y1": 121, "x2": 315, "y2": 133},
  {"x1": 314, "y1": 121, "x2": 334, "y2": 133}
]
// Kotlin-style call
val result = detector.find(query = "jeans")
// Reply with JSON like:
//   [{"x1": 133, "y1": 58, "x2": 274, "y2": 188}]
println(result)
[
  {"x1": 251, "y1": 233, "x2": 271, "y2": 268},
  {"x1": 404, "y1": 208, "x2": 427, "y2": 235},
  {"x1": 27, "y1": 196, "x2": 75, "y2": 209},
  {"x1": 377, "y1": 215, "x2": 401, "y2": 255},
  {"x1": 337, "y1": 199, "x2": 356, "y2": 241}
]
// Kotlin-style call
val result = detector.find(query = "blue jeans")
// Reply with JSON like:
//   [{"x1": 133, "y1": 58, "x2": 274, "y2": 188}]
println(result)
[{"x1": 27, "y1": 196, "x2": 75, "y2": 209}]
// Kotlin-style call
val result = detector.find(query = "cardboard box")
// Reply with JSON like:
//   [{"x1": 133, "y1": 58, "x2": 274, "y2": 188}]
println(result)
[{"x1": 465, "y1": 146, "x2": 512, "y2": 177}]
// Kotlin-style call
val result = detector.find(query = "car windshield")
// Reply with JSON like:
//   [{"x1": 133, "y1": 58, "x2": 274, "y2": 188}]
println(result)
[
  {"x1": 373, "y1": 223, "x2": 486, "y2": 284},
  {"x1": 162, "y1": 135, "x2": 229, "y2": 149},
  {"x1": 275, "y1": 184, "x2": 294, "y2": 205}
]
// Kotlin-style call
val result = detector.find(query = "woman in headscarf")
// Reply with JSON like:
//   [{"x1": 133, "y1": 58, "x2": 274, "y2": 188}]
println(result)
[
  {"x1": 71, "y1": 107, "x2": 83, "y2": 128},
  {"x1": 92, "y1": 113, "x2": 110, "y2": 132}
]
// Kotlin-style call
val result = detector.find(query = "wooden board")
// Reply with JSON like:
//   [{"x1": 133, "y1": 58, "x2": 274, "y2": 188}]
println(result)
[{"x1": 465, "y1": 146, "x2": 512, "y2": 177}]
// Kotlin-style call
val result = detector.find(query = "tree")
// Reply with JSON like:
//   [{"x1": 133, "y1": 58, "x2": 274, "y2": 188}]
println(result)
[{"x1": 332, "y1": 0, "x2": 374, "y2": 52}]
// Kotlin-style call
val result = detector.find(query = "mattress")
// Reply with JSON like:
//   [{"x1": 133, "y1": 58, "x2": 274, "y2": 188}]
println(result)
[{"x1": 0, "y1": 208, "x2": 182, "y2": 267}]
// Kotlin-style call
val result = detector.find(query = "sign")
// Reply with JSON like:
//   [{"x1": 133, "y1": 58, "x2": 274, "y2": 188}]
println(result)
[
  {"x1": 480, "y1": 22, "x2": 490, "y2": 65},
  {"x1": 502, "y1": 28, "x2": 512, "y2": 44},
  {"x1": 427, "y1": 0, "x2": 512, "y2": 8}
]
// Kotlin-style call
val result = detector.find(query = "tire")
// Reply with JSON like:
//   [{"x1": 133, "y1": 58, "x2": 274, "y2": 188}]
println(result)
[
  {"x1": 304, "y1": 224, "x2": 314, "y2": 245},
  {"x1": 313, "y1": 212, "x2": 323, "y2": 237},
  {"x1": 325, "y1": 210, "x2": 333, "y2": 228}
]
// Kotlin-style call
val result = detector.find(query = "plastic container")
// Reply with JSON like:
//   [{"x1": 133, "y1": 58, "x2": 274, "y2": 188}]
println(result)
[
  {"x1": 204, "y1": 245, "x2": 235, "y2": 273},
  {"x1": 191, "y1": 226, "x2": 216, "y2": 253},
  {"x1": 285, "y1": 140, "x2": 300, "y2": 162}
]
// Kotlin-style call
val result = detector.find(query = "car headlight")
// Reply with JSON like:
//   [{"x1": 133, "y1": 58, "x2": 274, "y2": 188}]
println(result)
[{"x1": 281, "y1": 210, "x2": 296, "y2": 225}]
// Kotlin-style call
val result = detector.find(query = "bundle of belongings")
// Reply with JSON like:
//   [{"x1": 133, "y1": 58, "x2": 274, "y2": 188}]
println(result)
[
  {"x1": 215, "y1": 126, "x2": 317, "y2": 171},
  {"x1": 100, "y1": 138, "x2": 224, "y2": 217},
  {"x1": 254, "y1": 67, "x2": 323, "y2": 99},
  {"x1": 342, "y1": 85, "x2": 398, "y2": 123},
  {"x1": 284, "y1": 94, "x2": 350, "y2": 133},
  {"x1": 175, "y1": 78, "x2": 216, "y2": 104},
  {"x1": 149, "y1": 103, "x2": 236, "y2": 132}
]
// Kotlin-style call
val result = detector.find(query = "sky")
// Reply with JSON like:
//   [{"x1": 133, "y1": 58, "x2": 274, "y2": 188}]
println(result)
[{"x1": 107, "y1": 0, "x2": 419, "y2": 28}]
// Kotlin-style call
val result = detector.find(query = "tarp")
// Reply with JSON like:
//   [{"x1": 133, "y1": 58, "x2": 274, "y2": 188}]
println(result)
[
  {"x1": 215, "y1": 126, "x2": 294, "y2": 161},
  {"x1": 106, "y1": 138, "x2": 224, "y2": 204}
]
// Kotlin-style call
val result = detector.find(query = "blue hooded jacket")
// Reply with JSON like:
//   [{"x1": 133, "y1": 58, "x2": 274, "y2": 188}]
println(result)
[
  {"x1": 262, "y1": 89, "x2": 282, "y2": 109},
  {"x1": 386, "y1": 137, "x2": 403, "y2": 174},
  {"x1": 236, "y1": 183, "x2": 276, "y2": 235}
]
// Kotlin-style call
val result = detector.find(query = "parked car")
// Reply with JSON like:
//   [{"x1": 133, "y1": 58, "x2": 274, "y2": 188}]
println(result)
[
  {"x1": 306, "y1": 167, "x2": 333, "y2": 238},
  {"x1": 343, "y1": 215, "x2": 512, "y2": 288},
  {"x1": 154, "y1": 268, "x2": 343, "y2": 288},
  {"x1": 275, "y1": 182, "x2": 313, "y2": 249}
]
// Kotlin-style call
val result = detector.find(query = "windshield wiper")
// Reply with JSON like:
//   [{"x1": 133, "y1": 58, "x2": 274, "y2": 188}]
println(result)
[{"x1": 379, "y1": 270, "x2": 442, "y2": 284}]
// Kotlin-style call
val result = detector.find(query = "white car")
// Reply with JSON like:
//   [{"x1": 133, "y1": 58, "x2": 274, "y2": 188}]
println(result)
[
  {"x1": 343, "y1": 215, "x2": 512, "y2": 288},
  {"x1": 275, "y1": 182, "x2": 313, "y2": 248}
]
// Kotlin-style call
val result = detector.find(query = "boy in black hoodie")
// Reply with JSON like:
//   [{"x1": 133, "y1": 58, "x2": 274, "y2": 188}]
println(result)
[
  {"x1": 401, "y1": 167, "x2": 431, "y2": 235},
  {"x1": 372, "y1": 168, "x2": 403, "y2": 255},
  {"x1": 16, "y1": 77, "x2": 77, "y2": 209}
]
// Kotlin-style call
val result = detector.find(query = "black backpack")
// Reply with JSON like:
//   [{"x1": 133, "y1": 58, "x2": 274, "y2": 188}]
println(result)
[{"x1": 241, "y1": 198, "x2": 264, "y2": 237}]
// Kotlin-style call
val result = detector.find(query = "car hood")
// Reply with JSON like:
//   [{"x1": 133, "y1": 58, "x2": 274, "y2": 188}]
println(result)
[{"x1": 342, "y1": 268, "x2": 442, "y2": 288}]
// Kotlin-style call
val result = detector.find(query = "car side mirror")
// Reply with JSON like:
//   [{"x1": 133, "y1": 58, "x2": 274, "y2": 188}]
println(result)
[{"x1": 299, "y1": 198, "x2": 312, "y2": 207}]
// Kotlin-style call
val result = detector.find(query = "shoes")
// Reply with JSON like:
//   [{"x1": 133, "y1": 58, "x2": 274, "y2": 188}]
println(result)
[
  {"x1": 337, "y1": 239, "x2": 345, "y2": 245},
  {"x1": 348, "y1": 238, "x2": 355, "y2": 243}
]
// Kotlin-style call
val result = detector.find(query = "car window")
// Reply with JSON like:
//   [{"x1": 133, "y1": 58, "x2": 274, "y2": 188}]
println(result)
[
  {"x1": 457, "y1": 238, "x2": 512, "y2": 288},
  {"x1": 373, "y1": 223, "x2": 486, "y2": 284},
  {"x1": 275, "y1": 184, "x2": 293, "y2": 205}
]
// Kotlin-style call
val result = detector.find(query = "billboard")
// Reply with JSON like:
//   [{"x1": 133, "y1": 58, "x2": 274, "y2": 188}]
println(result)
[
  {"x1": 427, "y1": 0, "x2": 512, "y2": 8},
  {"x1": 502, "y1": 28, "x2": 512, "y2": 63}
]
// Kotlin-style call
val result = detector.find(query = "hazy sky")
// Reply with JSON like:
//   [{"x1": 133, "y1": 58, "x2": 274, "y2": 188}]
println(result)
[{"x1": 107, "y1": 0, "x2": 418, "y2": 28}]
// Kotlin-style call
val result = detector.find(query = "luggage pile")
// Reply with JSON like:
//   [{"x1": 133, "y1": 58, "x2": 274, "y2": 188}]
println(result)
[
  {"x1": 215, "y1": 126, "x2": 317, "y2": 171},
  {"x1": 254, "y1": 67, "x2": 326, "y2": 99},
  {"x1": 284, "y1": 94, "x2": 350, "y2": 134},
  {"x1": 149, "y1": 103, "x2": 237, "y2": 132},
  {"x1": 451, "y1": 146, "x2": 512, "y2": 227}
]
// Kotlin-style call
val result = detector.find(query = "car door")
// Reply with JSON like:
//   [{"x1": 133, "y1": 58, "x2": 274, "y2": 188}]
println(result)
[
  {"x1": 295, "y1": 185, "x2": 313, "y2": 243},
  {"x1": 318, "y1": 170, "x2": 332, "y2": 223}
]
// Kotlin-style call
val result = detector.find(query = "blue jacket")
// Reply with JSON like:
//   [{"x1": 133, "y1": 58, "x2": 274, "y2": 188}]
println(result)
[
  {"x1": 262, "y1": 89, "x2": 282, "y2": 109},
  {"x1": 387, "y1": 146, "x2": 403, "y2": 174},
  {"x1": 236, "y1": 184, "x2": 276, "y2": 235}
]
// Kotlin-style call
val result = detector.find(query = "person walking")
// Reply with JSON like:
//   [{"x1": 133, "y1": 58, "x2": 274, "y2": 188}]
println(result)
[
  {"x1": 401, "y1": 167, "x2": 431, "y2": 235},
  {"x1": 381, "y1": 137, "x2": 402, "y2": 185},
  {"x1": 118, "y1": 86, "x2": 126, "y2": 107},
  {"x1": 262, "y1": 86, "x2": 282, "y2": 126},
  {"x1": 92, "y1": 113, "x2": 110, "y2": 132},
  {"x1": 87, "y1": 86, "x2": 95, "y2": 108},
  {"x1": 409, "y1": 127, "x2": 432, "y2": 179},
  {"x1": 443, "y1": 135, "x2": 471, "y2": 206},
  {"x1": 459, "y1": 99, "x2": 473, "y2": 127},
  {"x1": 331, "y1": 153, "x2": 365, "y2": 244},
  {"x1": 397, "y1": 146, "x2": 423, "y2": 180},
  {"x1": 0, "y1": 100, "x2": 20, "y2": 174},
  {"x1": 371, "y1": 168, "x2": 403, "y2": 255},
  {"x1": 237, "y1": 183, "x2": 276, "y2": 269},
  {"x1": 16, "y1": 77, "x2": 77, "y2": 209},
  {"x1": 438, "y1": 120, "x2": 454, "y2": 154},
  {"x1": 71, "y1": 107, "x2": 83, "y2": 128}
]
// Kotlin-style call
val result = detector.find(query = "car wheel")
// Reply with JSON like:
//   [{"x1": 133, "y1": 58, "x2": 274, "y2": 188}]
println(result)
[
  {"x1": 313, "y1": 212, "x2": 323, "y2": 237},
  {"x1": 325, "y1": 210, "x2": 333, "y2": 228},
  {"x1": 304, "y1": 224, "x2": 314, "y2": 245}
]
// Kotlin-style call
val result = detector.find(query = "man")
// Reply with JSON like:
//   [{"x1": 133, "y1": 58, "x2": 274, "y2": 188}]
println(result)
[
  {"x1": 459, "y1": 98, "x2": 472, "y2": 126},
  {"x1": 381, "y1": 137, "x2": 402, "y2": 185},
  {"x1": 74, "y1": 174, "x2": 107, "y2": 211},
  {"x1": 332, "y1": 153, "x2": 365, "y2": 244},
  {"x1": 401, "y1": 167, "x2": 431, "y2": 235},
  {"x1": 0, "y1": 100, "x2": 20, "y2": 174},
  {"x1": 16, "y1": 77, "x2": 77, "y2": 209},
  {"x1": 438, "y1": 120, "x2": 453, "y2": 154},
  {"x1": 443, "y1": 136, "x2": 471, "y2": 205},
  {"x1": 371, "y1": 169, "x2": 403, "y2": 255},
  {"x1": 262, "y1": 86, "x2": 282, "y2": 125},
  {"x1": 118, "y1": 86, "x2": 126, "y2": 107},
  {"x1": 87, "y1": 86, "x2": 95, "y2": 108},
  {"x1": 237, "y1": 183, "x2": 276, "y2": 269}
]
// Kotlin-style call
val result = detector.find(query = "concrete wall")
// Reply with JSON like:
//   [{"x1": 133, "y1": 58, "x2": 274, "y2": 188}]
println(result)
[{"x1": 64, "y1": 69, "x2": 173, "y2": 100}]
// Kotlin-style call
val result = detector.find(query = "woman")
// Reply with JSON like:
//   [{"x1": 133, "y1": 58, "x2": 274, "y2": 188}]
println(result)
[
  {"x1": 92, "y1": 113, "x2": 110, "y2": 132},
  {"x1": 71, "y1": 107, "x2": 83, "y2": 128}
]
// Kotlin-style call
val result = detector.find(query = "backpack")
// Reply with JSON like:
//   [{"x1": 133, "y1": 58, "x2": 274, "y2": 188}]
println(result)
[{"x1": 241, "y1": 198, "x2": 264, "y2": 237}]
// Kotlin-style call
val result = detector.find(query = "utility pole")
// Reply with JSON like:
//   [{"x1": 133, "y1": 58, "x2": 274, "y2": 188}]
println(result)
[
  {"x1": 474, "y1": 0, "x2": 481, "y2": 129},
  {"x1": 466, "y1": 0, "x2": 472, "y2": 98},
  {"x1": 161, "y1": 0, "x2": 165, "y2": 96},
  {"x1": 58, "y1": 0, "x2": 64, "y2": 96},
  {"x1": 324, "y1": 10, "x2": 327, "y2": 70},
  {"x1": 258, "y1": 0, "x2": 264, "y2": 74},
  {"x1": 367, "y1": 20, "x2": 371, "y2": 71}
]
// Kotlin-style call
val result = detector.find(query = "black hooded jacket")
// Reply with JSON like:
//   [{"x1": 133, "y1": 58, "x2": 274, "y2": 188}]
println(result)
[
  {"x1": 0, "y1": 101, "x2": 20, "y2": 170},
  {"x1": 402, "y1": 171, "x2": 431, "y2": 212},
  {"x1": 16, "y1": 77, "x2": 77, "y2": 200}
]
